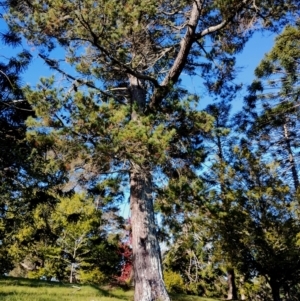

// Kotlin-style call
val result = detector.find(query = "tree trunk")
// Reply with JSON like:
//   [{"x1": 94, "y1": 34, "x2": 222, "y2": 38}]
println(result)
[
  {"x1": 130, "y1": 168, "x2": 170, "y2": 301},
  {"x1": 283, "y1": 122, "x2": 299, "y2": 191},
  {"x1": 216, "y1": 134, "x2": 237, "y2": 301},
  {"x1": 283, "y1": 283, "x2": 291, "y2": 301},
  {"x1": 129, "y1": 75, "x2": 170, "y2": 301},
  {"x1": 270, "y1": 279, "x2": 281, "y2": 301},
  {"x1": 227, "y1": 268, "x2": 238, "y2": 300},
  {"x1": 240, "y1": 276, "x2": 246, "y2": 300},
  {"x1": 70, "y1": 263, "x2": 73, "y2": 284}
]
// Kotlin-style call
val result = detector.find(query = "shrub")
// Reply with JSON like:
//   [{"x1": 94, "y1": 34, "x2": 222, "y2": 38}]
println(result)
[
  {"x1": 78, "y1": 268, "x2": 106, "y2": 284},
  {"x1": 163, "y1": 270, "x2": 185, "y2": 293}
]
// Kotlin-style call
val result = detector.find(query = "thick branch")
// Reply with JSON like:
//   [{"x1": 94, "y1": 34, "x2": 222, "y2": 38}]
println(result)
[
  {"x1": 149, "y1": 0, "x2": 204, "y2": 109},
  {"x1": 149, "y1": 0, "x2": 248, "y2": 109},
  {"x1": 196, "y1": 19, "x2": 228, "y2": 38},
  {"x1": 162, "y1": 0, "x2": 203, "y2": 86},
  {"x1": 196, "y1": 0, "x2": 248, "y2": 38}
]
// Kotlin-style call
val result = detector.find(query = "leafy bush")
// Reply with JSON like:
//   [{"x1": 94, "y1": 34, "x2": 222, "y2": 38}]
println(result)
[
  {"x1": 78, "y1": 268, "x2": 106, "y2": 284},
  {"x1": 163, "y1": 270, "x2": 185, "y2": 293}
]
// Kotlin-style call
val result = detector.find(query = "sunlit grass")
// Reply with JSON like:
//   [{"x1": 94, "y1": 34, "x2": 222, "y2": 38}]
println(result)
[
  {"x1": 0, "y1": 276, "x2": 220, "y2": 301},
  {"x1": 0, "y1": 277, "x2": 132, "y2": 301}
]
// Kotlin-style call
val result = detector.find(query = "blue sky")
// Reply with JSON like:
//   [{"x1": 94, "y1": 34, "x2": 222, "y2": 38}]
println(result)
[
  {"x1": 1, "y1": 15, "x2": 277, "y2": 110},
  {"x1": 232, "y1": 31, "x2": 277, "y2": 111},
  {"x1": 179, "y1": 31, "x2": 277, "y2": 112}
]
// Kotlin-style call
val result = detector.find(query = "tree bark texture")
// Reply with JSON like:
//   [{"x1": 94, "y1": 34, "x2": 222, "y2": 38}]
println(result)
[
  {"x1": 227, "y1": 268, "x2": 238, "y2": 300},
  {"x1": 130, "y1": 168, "x2": 170, "y2": 301},
  {"x1": 129, "y1": 75, "x2": 170, "y2": 301}
]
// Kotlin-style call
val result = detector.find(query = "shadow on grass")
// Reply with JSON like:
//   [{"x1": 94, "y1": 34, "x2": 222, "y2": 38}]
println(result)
[
  {"x1": 0, "y1": 276, "x2": 69, "y2": 288},
  {"x1": 89, "y1": 284, "x2": 132, "y2": 300},
  {"x1": 171, "y1": 293, "x2": 223, "y2": 301},
  {"x1": 0, "y1": 276, "x2": 132, "y2": 300},
  {"x1": 0, "y1": 291, "x2": 17, "y2": 298}
]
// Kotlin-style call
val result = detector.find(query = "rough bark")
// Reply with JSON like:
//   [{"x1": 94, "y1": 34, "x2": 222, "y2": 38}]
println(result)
[
  {"x1": 130, "y1": 168, "x2": 170, "y2": 301},
  {"x1": 227, "y1": 268, "x2": 238, "y2": 300},
  {"x1": 129, "y1": 75, "x2": 170, "y2": 301}
]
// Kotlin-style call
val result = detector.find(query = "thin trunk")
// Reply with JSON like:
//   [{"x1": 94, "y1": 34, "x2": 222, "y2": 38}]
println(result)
[
  {"x1": 283, "y1": 122, "x2": 299, "y2": 190},
  {"x1": 270, "y1": 279, "x2": 281, "y2": 301},
  {"x1": 70, "y1": 263, "x2": 73, "y2": 284},
  {"x1": 217, "y1": 136, "x2": 237, "y2": 301},
  {"x1": 217, "y1": 135, "x2": 223, "y2": 162},
  {"x1": 240, "y1": 276, "x2": 246, "y2": 300},
  {"x1": 283, "y1": 283, "x2": 291, "y2": 301},
  {"x1": 129, "y1": 75, "x2": 170, "y2": 301},
  {"x1": 217, "y1": 135, "x2": 227, "y2": 209},
  {"x1": 227, "y1": 268, "x2": 238, "y2": 300}
]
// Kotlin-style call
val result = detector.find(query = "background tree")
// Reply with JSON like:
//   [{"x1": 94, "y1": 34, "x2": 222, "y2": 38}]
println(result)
[
  {"x1": 231, "y1": 142, "x2": 300, "y2": 301},
  {"x1": 240, "y1": 23, "x2": 300, "y2": 192},
  {"x1": 0, "y1": 22, "x2": 33, "y2": 274},
  {"x1": 8, "y1": 190, "x2": 121, "y2": 283},
  {"x1": 202, "y1": 101, "x2": 240, "y2": 300},
  {"x1": 228, "y1": 25, "x2": 300, "y2": 300}
]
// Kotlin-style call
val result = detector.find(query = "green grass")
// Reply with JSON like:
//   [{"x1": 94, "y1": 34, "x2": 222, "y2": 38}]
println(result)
[{"x1": 0, "y1": 276, "x2": 219, "y2": 301}]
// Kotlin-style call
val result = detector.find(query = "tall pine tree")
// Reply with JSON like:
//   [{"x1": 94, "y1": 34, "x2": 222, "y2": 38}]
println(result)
[{"x1": 4, "y1": 1, "x2": 299, "y2": 300}]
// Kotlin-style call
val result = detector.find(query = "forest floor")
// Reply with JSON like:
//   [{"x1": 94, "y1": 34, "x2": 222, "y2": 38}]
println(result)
[{"x1": 0, "y1": 276, "x2": 219, "y2": 301}]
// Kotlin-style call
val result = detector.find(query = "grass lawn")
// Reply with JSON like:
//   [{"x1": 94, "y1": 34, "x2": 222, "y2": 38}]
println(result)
[{"x1": 0, "y1": 276, "x2": 219, "y2": 301}]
